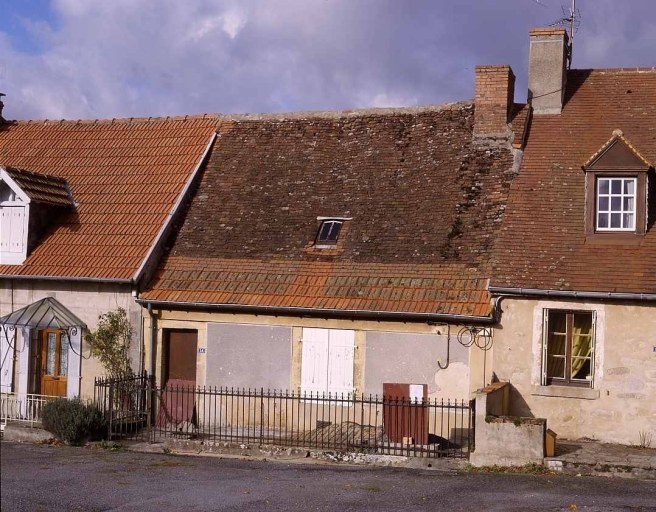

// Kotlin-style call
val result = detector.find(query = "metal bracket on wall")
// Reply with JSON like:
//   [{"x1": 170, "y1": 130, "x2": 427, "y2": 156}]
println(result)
[{"x1": 437, "y1": 325, "x2": 493, "y2": 370}]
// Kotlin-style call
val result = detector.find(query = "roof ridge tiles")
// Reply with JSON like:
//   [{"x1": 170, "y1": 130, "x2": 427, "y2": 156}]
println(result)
[
  {"x1": 570, "y1": 67, "x2": 656, "y2": 74},
  {"x1": 10, "y1": 114, "x2": 222, "y2": 126},
  {"x1": 219, "y1": 101, "x2": 472, "y2": 122}
]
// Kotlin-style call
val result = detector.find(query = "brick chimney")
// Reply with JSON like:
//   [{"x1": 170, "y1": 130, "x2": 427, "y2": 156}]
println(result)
[
  {"x1": 473, "y1": 65, "x2": 515, "y2": 137},
  {"x1": 528, "y1": 28, "x2": 569, "y2": 114}
]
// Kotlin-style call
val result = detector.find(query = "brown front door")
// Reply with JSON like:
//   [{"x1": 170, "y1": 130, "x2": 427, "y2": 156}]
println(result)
[
  {"x1": 158, "y1": 330, "x2": 198, "y2": 427},
  {"x1": 40, "y1": 330, "x2": 68, "y2": 397}
]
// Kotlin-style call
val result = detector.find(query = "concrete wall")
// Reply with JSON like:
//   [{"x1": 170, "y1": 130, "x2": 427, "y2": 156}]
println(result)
[
  {"x1": 492, "y1": 297, "x2": 656, "y2": 445},
  {"x1": 1, "y1": 279, "x2": 142, "y2": 399},
  {"x1": 144, "y1": 309, "x2": 484, "y2": 399}
]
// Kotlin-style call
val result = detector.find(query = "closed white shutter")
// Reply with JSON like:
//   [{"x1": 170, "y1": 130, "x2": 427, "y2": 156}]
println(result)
[
  {"x1": 327, "y1": 329, "x2": 355, "y2": 396},
  {"x1": 9, "y1": 207, "x2": 25, "y2": 253},
  {"x1": 300, "y1": 328, "x2": 329, "y2": 395},
  {"x1": 0, "y1": 328, "x2": 16, "y2": 392}
]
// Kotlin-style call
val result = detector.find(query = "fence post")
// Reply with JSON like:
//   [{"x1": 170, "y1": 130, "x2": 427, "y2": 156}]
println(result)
[{"x1": 107, "y1": 380, "x2": 114, "y2": 441}]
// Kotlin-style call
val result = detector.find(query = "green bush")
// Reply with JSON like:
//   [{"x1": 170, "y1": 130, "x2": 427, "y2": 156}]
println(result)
[{"x1": 41, "y1": 399, "x2": 106, "y2": 445}]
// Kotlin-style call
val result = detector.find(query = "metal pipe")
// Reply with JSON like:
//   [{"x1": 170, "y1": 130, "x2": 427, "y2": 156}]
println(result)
[
  {"x1": 147, "y1": 303, "x2": 157, "y2": 379},
  {"x1": 137, "y1": 299, "x2": 496, "y2": 325},
  {"x1": 488, "y1": 286, "x2": 656, "y2": 302}
]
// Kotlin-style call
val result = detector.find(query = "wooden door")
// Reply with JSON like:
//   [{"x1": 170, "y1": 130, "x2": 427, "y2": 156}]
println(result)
[
  {"x1": 158, "y1": 330, "x2": 198, "y2": 427},
  {"x1": 40, "y1": 330, "x2": 68, "y2": 397}
]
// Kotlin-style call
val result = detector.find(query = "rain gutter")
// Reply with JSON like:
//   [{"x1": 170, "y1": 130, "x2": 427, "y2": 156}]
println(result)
[
  {"x1": 0, "y1": 274, "x2": 131, "y2": 285},
  {"x1": 136, "y1": 299, "x2": 496, "y2": 325},
  {"x1": 488, "y1": 286, "x2": 656, "y2": 302}
]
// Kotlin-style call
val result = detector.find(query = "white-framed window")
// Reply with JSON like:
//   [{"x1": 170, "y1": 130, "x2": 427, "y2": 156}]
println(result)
[
  {"x1": 300, "y1": 328, "x2": 354, "y2": 396},
  {"x1": 596, "y1": 177, "x2": 636, "y2": 231},
  {"x1": 542, "y1": 310, "x2": 595, "y2": 388}
]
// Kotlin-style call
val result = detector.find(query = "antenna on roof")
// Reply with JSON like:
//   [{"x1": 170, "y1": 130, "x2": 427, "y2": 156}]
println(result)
[{"x1": 550, "y1": 0, "x2": 580, "y2": 69}]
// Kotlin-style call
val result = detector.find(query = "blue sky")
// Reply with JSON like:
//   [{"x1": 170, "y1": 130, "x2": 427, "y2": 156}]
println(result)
[{"x1": 0, "y1": 0, "x2": 654, "y2": 120}]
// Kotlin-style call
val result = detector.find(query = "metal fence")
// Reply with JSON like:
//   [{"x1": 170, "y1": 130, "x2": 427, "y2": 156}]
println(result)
[
  {"x1": 1, "y1": 392, "x2": 61, "y2": 429},
  {"x1": 94, "y1": 373, "x2": 474, "y2": 459}
]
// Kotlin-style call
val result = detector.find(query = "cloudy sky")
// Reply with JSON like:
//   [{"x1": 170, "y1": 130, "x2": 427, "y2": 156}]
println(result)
[{"x1": 0, "y1": 0, "x2": 654, "y2": 120}]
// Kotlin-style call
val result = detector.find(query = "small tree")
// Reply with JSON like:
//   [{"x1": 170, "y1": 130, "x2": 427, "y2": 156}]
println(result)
[{"x1": 86, "y1": 308, "x2": 134, "y2": 379}]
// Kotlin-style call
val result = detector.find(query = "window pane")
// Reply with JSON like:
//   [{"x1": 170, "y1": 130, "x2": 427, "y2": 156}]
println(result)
[
  {"x1": 571, "y1": 313, "x2": 593, "y2": 381},
  {"x1": 623, "y1": 213, "x2": 634, "y2": 229},
  {"x1": 598, "y1": 196, "x2": 609, "y2": 211},
  {"x1": 46, "y1": 333, "x2": 56, "y2": 375},
  {"x1": 611, "y1": 179, "x2": 621, "y2": 194},
  {"x1": 610, "y1": 196, "x2": 621, "y2": 211},
  {"x1": 60, "y1": 334, "x2": 69, "y2": 376},
  {"x1": 610, "y1": 213, "x2": 621, "y2": 228},
  {"x1": 318, "y1": 222, "x2": 332, "y2": 241},
  {"x1": 317, "y1": 220, "x2": 342, "y2": 244},
  {"x1": 597, "y1": 213, "x2": 608, "y2": 228},
  {"x1": 547, "y1": 311, "x2": 567, "y2": 379},
  {"x1": 598, "y1": 179, "x2": 609, "y2": 194},
  {"x1": 623, "y1": 197, "x2": 634, "y2": 211},
  {"x1": 624, "y1": 180, "x2": 635, "y2": 194}
]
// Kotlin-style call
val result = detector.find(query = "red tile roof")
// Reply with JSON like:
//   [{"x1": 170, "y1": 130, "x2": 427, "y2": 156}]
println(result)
[
  {"x1": 142, "y1": 104, "x2": 518, "y2": 318},
  {"x1": 0, "y1": 116, "x2": 219, "y2": 280},
  {"x1": 3, "y1": 166, "x2": 73, "y2": 206},
  {"x1": 492, "y1": 68, "x2": 656, "y2": 294}
]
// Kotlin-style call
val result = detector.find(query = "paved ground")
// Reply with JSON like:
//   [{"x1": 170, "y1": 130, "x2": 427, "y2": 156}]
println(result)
[{"x1": 2, "y1": 442, "x2": 656, "y2": 511}]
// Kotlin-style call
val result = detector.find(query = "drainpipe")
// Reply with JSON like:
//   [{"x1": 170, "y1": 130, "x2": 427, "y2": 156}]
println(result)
[{"x1": 147, "y1": 303, "x2": 157, "y2": 380}]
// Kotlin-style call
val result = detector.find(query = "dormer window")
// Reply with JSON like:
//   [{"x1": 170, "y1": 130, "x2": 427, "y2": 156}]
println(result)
[
  {"x1": 316, "y1": 220, "x2": 342, "y2": 247},
  {"x1": 596, "y1": 177, "x2": 636, "y2": 231},
  {"x1": 583, "y1": 130, "x2": 651, "y2": 238},
  {"x1": 0, "y1": 166, "x2": 74, "y2": 265}
]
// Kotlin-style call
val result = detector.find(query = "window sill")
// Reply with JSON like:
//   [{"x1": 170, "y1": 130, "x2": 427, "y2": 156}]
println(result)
[{"x1": 531, "y1": 385, "x2": 599, "y2": 400}]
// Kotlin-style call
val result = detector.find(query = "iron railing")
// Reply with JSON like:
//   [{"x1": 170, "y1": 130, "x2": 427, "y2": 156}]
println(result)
[
  {"x1": 1, "y1": 392, "x2": 61, "y2": 429},
  {"x1": 94, "y1": 373, "x2": 474, "y2": 458}
]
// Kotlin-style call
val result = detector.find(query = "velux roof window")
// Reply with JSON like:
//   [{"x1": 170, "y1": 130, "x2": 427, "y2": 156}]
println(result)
[{"x1": 315, "y1": 219, "x2": 342, "y2": 247}]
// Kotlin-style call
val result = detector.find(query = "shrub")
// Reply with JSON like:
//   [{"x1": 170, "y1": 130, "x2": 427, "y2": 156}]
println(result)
[{"x1": 41, "y1": 399, "x2": 106, "y2": 445}]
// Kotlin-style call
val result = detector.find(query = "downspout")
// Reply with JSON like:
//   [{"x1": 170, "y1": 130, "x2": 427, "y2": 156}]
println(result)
[{"x1": 147, "y1": 303, "x2": 157, "y2": 379}]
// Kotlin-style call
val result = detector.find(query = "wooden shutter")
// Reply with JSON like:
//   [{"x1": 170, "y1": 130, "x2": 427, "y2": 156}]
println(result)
[
  {"x1": 300, "y1": 328, "x2": 329, "y2": 395},
  {"x1": 0, "y1": 206, "x2": 26, "y2": 253},
  {"x1": 327, "y1": 329, "x2": 355, "y2": 396}
]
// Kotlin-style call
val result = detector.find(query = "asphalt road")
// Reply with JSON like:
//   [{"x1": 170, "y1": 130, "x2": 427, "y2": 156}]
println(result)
[{"x1": 2, "y1": 442, "x2": 655, "y2": 511}]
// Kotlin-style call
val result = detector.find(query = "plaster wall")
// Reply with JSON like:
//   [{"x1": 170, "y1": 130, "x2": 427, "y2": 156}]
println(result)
[
  {"x1": 205, "y1": 323, "x2": 292, "y2": 389},
  {"x1": 1, "y1": 280, "x2": 142, "y2": 399},
  {"x1": 144, "y1": 309, "x2": 483, "y2": 399},
  {"x1": 492, "y1": 297, "x2": 656, "y2": 445},
  {"x1": 364, "y1": 331, "x2": 470, "y2": 399}
]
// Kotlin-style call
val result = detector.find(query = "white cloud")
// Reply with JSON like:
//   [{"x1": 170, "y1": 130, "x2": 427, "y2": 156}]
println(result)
[{"x1": 0, "y1": 0, "x2": 654, "y2": 120}]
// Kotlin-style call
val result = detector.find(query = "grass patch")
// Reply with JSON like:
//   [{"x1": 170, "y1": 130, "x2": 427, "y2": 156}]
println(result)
[{"x1": 464, "y1": 462, "x2": 555, "y2": 475}]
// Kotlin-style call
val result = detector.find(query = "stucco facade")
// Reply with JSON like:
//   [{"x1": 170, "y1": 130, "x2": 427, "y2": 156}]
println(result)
[
  {"x1": 144, "y1": 308, "x2": 491, "y2": 402},
  {"x1": 1, "y1": 280, "x2": 143, "y2": 399},
  {"x1": 492, "y1": 297, "x2": 656, "y2": 445}
]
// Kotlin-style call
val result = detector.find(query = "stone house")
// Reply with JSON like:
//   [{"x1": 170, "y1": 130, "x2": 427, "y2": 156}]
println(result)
[{"x1": 489, "y1": 29, "x2": 656, "y2": 445}]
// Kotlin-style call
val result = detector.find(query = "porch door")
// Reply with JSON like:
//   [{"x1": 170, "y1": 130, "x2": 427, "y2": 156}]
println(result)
[{"x1": 40, "y1": 330, "x2": 68, "y2": 397}]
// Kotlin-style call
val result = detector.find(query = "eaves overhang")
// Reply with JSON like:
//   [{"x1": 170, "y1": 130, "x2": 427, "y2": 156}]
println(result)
[{"x1": 136, "y1": 299, "x2": 496, "y2": 325}]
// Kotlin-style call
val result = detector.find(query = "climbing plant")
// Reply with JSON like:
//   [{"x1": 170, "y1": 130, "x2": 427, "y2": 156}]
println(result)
[{"x1": 85, "y1": 307, "x2": 134, "y2": 379}]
